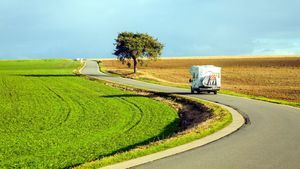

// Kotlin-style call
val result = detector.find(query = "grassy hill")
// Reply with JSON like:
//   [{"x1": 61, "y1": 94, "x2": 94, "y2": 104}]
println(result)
[{"x1": 0, "y1": 60, "x2": 178, "y2": 168}]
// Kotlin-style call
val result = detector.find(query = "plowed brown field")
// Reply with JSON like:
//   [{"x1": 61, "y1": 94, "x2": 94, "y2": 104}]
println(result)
[{"x1": 102, "y1": 56, "x2": 300, "y2": 103}]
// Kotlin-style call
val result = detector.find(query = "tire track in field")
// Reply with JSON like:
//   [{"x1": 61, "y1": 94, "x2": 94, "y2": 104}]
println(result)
[
  {"x1": 63, "y1": 80, "x2": 140, "y2": 138},
  {"x1": 0, "y1": 76, "x2": 34, "y2": 133},
  {"x1": 1, "y1": 77, "x2": 19, "y2": 111},
  {"x1": 37, "y1": 79, "x2": 73, "y2": 131},
  {"x1": 118, "y1": 97, "x2": 145, "y2": 133},
  {"x1": 59, "y1": 79, "x2": 112, "y2": 127},
  {"x1": 0, "y1": 77, "x2": 18, "y2": 133}
]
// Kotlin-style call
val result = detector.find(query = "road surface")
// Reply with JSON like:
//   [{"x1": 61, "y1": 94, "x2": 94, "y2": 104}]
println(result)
[{"x1": 81, "y1": 60, "x2": 300, "y2": 169}]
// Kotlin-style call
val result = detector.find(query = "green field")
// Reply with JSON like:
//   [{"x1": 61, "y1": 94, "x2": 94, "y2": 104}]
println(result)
[{"x1": 0, "y1": 60, "x2": 178, "y2": 168}]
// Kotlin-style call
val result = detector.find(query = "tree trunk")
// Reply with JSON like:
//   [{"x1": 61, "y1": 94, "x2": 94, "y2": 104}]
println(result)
[{"x1": 133, "y1": 58, "x2": 137, "y2": 73}]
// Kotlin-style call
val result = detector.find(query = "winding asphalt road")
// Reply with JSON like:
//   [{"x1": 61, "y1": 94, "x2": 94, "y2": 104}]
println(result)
[{"x1": 81, "y1": 60, "x2": 300, "y2": 169}]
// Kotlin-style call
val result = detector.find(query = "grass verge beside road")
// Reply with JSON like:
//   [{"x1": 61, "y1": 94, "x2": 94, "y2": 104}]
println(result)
[
  {"x1": 99, "y1": 59, "x2": 300, "y2": 108},
  {"x1": 220, "y1": 90, "x2": 300, "y2": 108},
  {"x1": 75, "y1": 90, "x2": 232, "y2": 169}
]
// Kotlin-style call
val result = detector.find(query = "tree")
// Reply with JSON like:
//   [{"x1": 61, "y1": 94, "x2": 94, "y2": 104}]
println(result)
[{"x1": 113, "y1": 32, "x2": 164, "y2": 73}]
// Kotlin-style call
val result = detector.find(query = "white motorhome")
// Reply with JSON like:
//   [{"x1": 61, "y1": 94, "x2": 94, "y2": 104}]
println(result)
[{"x1": 189, "y1": 65, "x2": 221, "y2": 94}]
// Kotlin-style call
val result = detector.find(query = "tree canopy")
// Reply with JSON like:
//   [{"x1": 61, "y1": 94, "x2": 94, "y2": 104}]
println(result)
[{"x1": 113, "y1": 32, "x2": 164, "y2": 73}]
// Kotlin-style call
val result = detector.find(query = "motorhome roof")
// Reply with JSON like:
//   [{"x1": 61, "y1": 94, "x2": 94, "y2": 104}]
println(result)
[
  {"x1": 190, "y1": 65, "x2": 221, "y2": 74},
  {"x1": 191, "y1": 65, "x2": 217, "y2": 67}
]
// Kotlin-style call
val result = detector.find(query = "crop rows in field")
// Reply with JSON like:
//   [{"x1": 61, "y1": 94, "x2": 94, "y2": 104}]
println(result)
[{"x1": 0, "y1": 60, "x2": 178, "y2": 168}]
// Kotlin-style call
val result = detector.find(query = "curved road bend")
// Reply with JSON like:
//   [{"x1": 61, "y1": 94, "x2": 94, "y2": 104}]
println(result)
[{"x1": 81, "y1": 60, "x2": 300, "y2": 169}]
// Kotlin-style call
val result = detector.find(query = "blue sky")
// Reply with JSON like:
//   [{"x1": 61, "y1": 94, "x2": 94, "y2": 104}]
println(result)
[{"x1": 0, "y1": 0, "x2": 299, "y2": 59}]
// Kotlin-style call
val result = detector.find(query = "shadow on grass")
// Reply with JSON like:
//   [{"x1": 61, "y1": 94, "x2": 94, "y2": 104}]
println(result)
[
  {"x1": 101, "y1": 92, "x2": 216, "y2": 98},
  {"x1": 165, "y1": 92, "x2": 216, "y2": 95},
  {"x1": 14, "y1": 74, "x2": 77, "y2": 77},
  {"x1": 101, "y1": 94, "x2": 146, "y2": 98}
]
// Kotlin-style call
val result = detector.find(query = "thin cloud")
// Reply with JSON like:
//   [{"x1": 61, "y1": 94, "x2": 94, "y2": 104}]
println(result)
[{"x1": 0, "y1": 0, "x2": 299, "y2": 59}]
